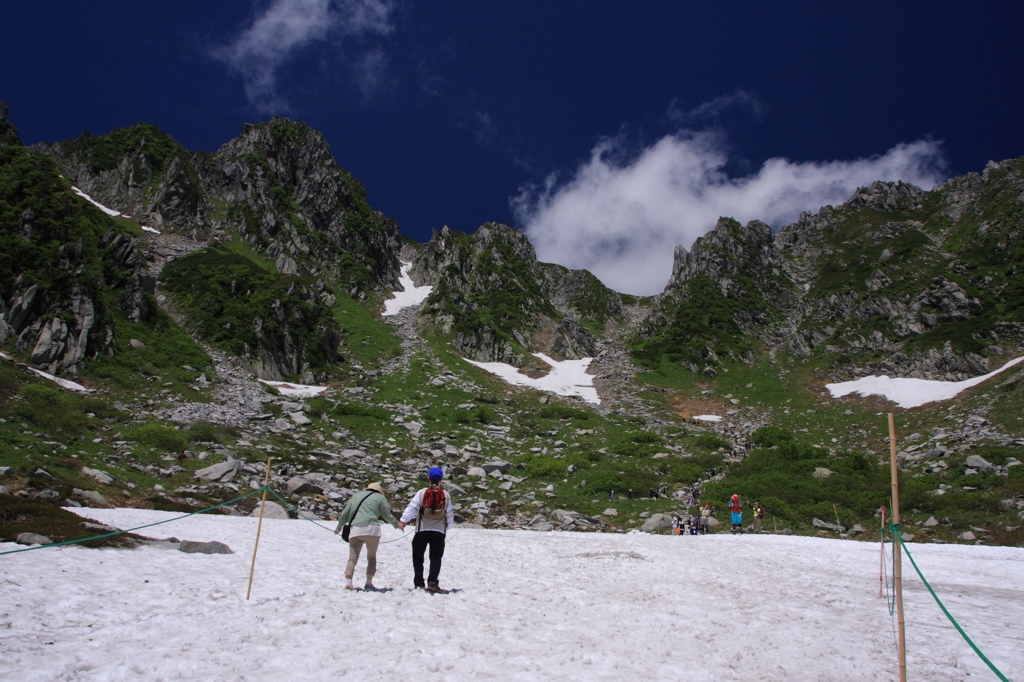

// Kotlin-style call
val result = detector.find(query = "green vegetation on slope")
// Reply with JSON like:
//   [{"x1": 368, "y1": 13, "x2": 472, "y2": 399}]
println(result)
[{"x1": 161, "y1": 243, "x2": 342, "y2": 378}]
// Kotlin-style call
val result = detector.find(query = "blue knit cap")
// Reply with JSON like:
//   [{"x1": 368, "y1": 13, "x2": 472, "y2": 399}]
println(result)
[{"x1": 428, "y1": 467, "x2": 444, "y2": 480}]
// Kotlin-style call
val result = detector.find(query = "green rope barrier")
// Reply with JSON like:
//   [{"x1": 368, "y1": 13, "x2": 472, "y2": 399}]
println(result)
[
  {"x1": 266, "y1": 488, "x2": 412, "y2": 544},
  {"x1": 0, "y1": 486, "x2": 271, "y2": 557},
  {"x1": 890, "y1": 525, "x2": 1011, "y2": 682}
]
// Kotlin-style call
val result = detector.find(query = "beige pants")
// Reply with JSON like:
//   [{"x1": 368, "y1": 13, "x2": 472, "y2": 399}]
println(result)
[{"x1": 346, "y1": 536, "x2": 381, "y2": 579}]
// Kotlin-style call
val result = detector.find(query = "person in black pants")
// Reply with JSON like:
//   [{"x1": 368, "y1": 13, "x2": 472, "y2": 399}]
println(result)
[{"x1": 398, "y1": 467, "x2": 454, "y2": 593}]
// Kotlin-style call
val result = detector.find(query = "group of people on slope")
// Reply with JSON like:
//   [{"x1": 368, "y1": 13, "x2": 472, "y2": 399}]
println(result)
[
  {"x1": 333, "y1": 466, "x2": 453, "y2": 594},
  {"x1": 668, "y1": 496, "x2": 766, "y2": 535}
]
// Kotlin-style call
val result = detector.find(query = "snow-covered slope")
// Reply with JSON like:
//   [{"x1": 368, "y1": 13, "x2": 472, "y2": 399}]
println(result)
[
  {"x1": 2, "y1": 508, "x2": 1021, "y2": 681},
  {"x1": 383, "y1": 262, "x2": 433, "y2": 316},
  {"x1": 826, "y1": 356, "x2": 1024, "y2": 408},
  {"x1": 465, "y1": 353, "x2": 600, "y2": 404}
]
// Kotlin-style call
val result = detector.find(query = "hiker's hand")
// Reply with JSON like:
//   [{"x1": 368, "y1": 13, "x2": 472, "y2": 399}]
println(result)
[
  {"x1": 334, "y1": 529, "x2": 339, "y2": 535},
  {"x1": 398, "y1": 522, "x2": 406, "y2": 531}
]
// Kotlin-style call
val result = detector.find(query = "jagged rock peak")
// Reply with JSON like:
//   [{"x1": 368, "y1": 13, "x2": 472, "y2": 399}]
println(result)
[
  {"x1": 667, "y1": 217, "x2": 779, "y2": 292},
  {"x1": 844, "y1": 180, "x2": 926, "y2": 211}
]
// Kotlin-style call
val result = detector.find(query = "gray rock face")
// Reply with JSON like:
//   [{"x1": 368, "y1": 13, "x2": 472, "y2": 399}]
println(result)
[
  {"x1": 958, "y1": 531, "x2": 977, "y2": 541},
  {"x1": 252, "y1": 500, "x2": 289, "y2": 519},
  {"x1": 81, "y1": 467, "x2": 114, "y2": 485},
  {"x1": 482, "y1": 460, "x2": 511, "y2": 475},
  {"x1": 0, "y1": 486, "x2": 10, "y2": 495},
  {"x1": 194, "y1": 459, "x2": 241, "y2": 482},
  {"x1": 641, "y1": 513, "x2": 674, "y2": 533},
  {"x1": 811, "y1": 518, "x2": 844, "y2": 533},
  {"x1": 178, "y1": 540, "x2": 233, "y2": 554},
  {"x1": 441, "y1": 480, "x2": 468, "y2": 498},
  {"x1": 289, "y1": 411, "x2": 312, "y2": 426},
  {"x1": 286, "y1": 477, "x2": 323, "y2": 495},
  {"x1": 467, "y1": 467, "x2": 487, "y2": 478},
  {"x1": 16, "y1": 532, "x2": 53, "y2": 546},
  {"x1": 73, "y1": 489, "x2": 110, "y2": 507},
  {"x1": 965, "y1": 455, "x2": 993, "y2": 471},
  {"x1": 551, "y1": 318, "x2": 597, "y2": 360}
]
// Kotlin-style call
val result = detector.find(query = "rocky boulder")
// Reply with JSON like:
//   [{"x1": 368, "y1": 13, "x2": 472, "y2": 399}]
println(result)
[
  {"x1": 811, "y1": 518, "x2": 844, "y2": 533},
  {"x1": 194, "y1": 459, "x2": 241, "y2": 482},
  {"x1": 251, "y1": 500, "x2": 289, "y2": 519},
  {"x1": 179, "y1": 540, "x2": 233, "y2": 554},
  {"x1": 286, "y1": 477, "x2": 323, "y2": 495},
  {"x1": 16, "y1": 532, "x2": 53, "y2": 546},
  {"x1": 641, "y1": 513, "x2": 674, "y2": 533}
]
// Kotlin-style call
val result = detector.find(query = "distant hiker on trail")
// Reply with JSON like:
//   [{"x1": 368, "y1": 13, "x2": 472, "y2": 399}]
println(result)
[
  {"x1": 609, "y1": 490, "x2": 615, "y2": 501},
  {"x1": 752, "y1": 502, "x2": 765, "y2": 534},
  {"x1": 399, "y1": 467, "x2": 454, "y2": 594},
  {"x1": 335, "y1": 482, "x2": 400, "y2": 590},
  {"x1": 728, "y1": 494, "x2": 743, "y2": 533},
  {"x1": 700, "y1": 503, "x2": 711, "y2": 534},
  {"x1": 178, "y1": 452, "x2": 186, "y2": 464}
]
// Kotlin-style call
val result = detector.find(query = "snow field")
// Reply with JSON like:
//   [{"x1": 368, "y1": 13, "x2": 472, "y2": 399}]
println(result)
[
  {"x1": 256, "y1": 379, "x2": 329, "y2": 399},
  {"x1": 825, "y1": 355, "x2": 1024, "y2": 408},
  {"x1": 2, "y1": 508, "x2": 1021, "y2": 681},
  {"x1": 71, "y1": 186, "x2": 122, "y2": 217},
  {"x1": 383, "y1": 262, "x2": 433, "y2": 316},
  {"x1": 464, "y1": 353, "x2": 600, "y2": 404}
]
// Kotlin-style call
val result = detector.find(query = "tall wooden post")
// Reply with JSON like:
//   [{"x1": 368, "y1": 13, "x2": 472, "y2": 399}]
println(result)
[
  {"x1": 246, "y1": 457, "x2": 273, "y2": 601},
  {"x1": 889, "y1": 413, "x2": 907, "y2": 682}
]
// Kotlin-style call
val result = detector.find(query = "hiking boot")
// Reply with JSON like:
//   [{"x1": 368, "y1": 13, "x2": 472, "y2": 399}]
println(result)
[
  {"x1": 426, "y1": 582, "x2": 444, "y2": 594},
  {"x1": 364, "y1": 580, "x2": 376, "y2": 590}
]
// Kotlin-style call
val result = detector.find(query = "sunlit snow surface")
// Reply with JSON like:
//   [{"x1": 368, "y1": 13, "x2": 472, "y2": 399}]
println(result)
[
  {"x1": 69, "y1": 186, "x2": 161, "y2": 233},
  {"x1": 27, "y1": 367, "x2": 90, "y2": 393},
  {"x1": 383, "y1": 262, "x2": 433, "y2": 316},
  {"x1": 70, "y1": 186, "x2": 122, "y2": 217},
  {"x1": 0, "y1": 351, "x2": 90, "y2": 392},
  {"x1": 465, "y1": 353, "x2": 599, "y2": 404},
  {"x1": 693, "y1": 414, "x2": 723, "y2": 422},
  {"x1": 258, "y1": 379, "x2": 328, "y2": 398},
  {"x1": 1, "y1": 508, "x2": 1022, "y2": 681},
  {"x1": 826, "y1": 355, "x2": 1024, "y2": 408}
]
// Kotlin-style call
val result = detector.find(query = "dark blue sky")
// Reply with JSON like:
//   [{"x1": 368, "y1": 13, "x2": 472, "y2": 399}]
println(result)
[{"x1": 3, "y1": 1, "x2": 1023, "y2": 252}]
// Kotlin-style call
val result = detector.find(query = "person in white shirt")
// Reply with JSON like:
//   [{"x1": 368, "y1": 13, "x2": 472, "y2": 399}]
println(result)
[{"x1": 398, "y1": 467, "x2": 454, "y2": 593}]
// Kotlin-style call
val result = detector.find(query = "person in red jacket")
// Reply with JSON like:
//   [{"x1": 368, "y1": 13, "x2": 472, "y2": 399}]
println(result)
[{"x1": 728, "y1": 494, "x2": 743, "y2": 533}]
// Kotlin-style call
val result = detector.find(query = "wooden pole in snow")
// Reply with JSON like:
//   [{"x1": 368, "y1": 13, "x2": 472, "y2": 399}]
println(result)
[
  {"x1": 246, "y1": 457, "x2": 273, "y2": 601},
  {"x1": 889, "y1": 414, "x2": 907, "y2": 682}
]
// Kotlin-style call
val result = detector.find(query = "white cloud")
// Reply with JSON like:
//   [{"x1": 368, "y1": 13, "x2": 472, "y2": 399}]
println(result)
[
  {"x1": 512, "y1": 130, "x2": 946, "y2": 295},
  {"x1": 352, "y1": 47, "x2": 392, "y2": 100},
  {"x1": 212, "y1": 0, "x2": 395, "y2": 112}
]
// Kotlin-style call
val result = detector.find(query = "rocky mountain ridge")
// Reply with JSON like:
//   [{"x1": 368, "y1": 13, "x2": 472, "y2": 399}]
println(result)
[{"x1": 639, "y1": 163, "x2": 1024, "y2": 381}]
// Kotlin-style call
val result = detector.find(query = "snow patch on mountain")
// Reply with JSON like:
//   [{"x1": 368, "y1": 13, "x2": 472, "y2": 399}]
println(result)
[
  {"x1": 258, "y1": 379, "x2": 328, "y2": 398},
  {"x1": 464, "y1": 353, "x2": 599, "y2": 404},
  {"x1": 383, "y1": 262, "x2": 433, "y2": 316},
  {"x1": 826, "y1": 355, "x2": 1024, "y2": 408},
  {"x1": 70, "y1": 186, "x2": 122, "y2": 217}
]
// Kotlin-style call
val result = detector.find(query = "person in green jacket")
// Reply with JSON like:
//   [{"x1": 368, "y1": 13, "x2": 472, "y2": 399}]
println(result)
[{"x1": 334, "y1": 482, "x2": 401, "y2": 590}]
